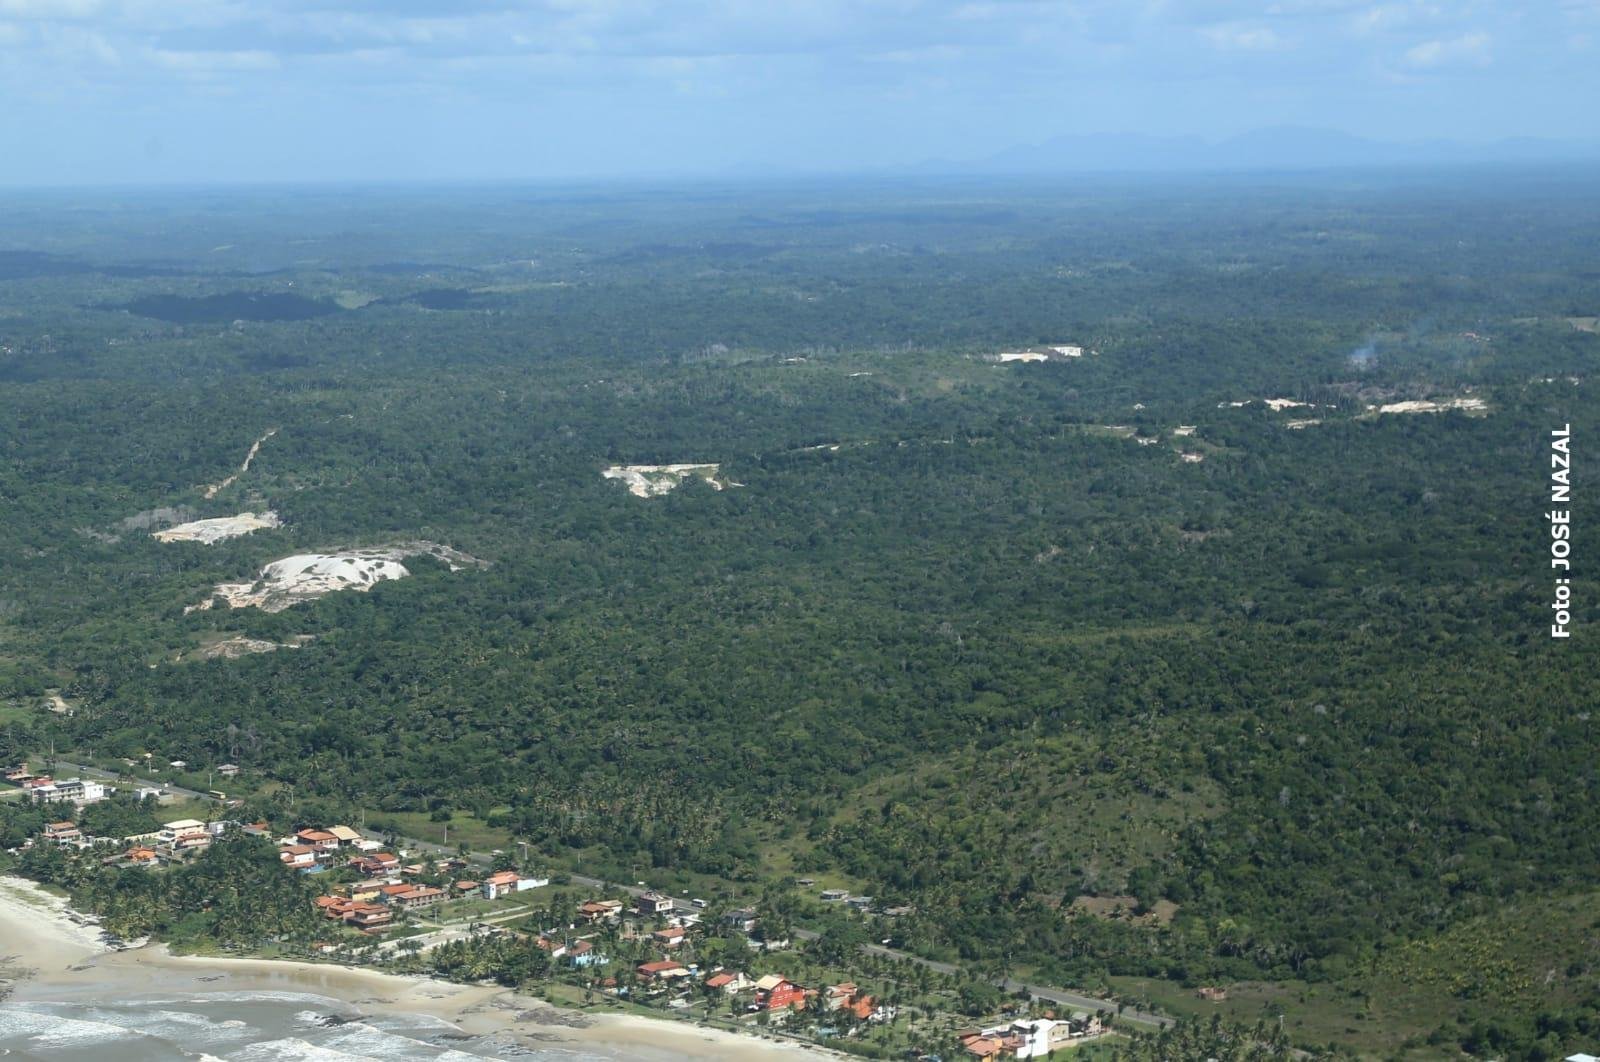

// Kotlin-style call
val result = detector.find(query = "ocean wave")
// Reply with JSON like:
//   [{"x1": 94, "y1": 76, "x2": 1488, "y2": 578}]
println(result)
[{"x1": 0, "y1": 1006, "x2": 166, "y2": 1049}]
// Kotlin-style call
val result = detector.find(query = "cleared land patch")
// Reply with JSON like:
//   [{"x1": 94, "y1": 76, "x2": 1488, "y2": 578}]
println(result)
[
  {"x1": 602, "y1": 463, "x2": 735, "y2": 497},
  {"x1": 152, "y1": 511, "x2": 281, "y2": 544},
  {"x1": 189, "y1": 541, "x2": 482, "y2": 613}
]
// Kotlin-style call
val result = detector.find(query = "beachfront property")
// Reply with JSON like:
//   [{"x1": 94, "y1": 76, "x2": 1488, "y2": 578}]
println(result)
[
  {"x1": 958, "y1": 1016, "x2": 1105, "y2": 1059},
  {"x1": 753, "y1": 974, "x2": 809, "y2": 1011}
]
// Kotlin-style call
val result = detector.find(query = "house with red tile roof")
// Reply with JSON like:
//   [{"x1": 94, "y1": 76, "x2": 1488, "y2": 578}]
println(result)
[
  {"x1": 636, "y1": 959, "x2": 690, "y2": 982},
  {"x1": 754, "y1": 975, "x2": 806, "y2": 1011}
]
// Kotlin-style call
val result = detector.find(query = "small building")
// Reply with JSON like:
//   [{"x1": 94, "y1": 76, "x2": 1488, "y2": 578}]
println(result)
[
  {"x1": 383, "y1": 885, "x2": 445, "y2": 911},
  {"x1": 122, "y1": 846, "x2": 160, "y2": 865},
  {"x1": 295, "y1": 829, "x2": 339, "y2": 852},
  {"x1": 43, "y1": 821, "x2": 81, "y2": 843},
  {"x1": 652, "y1": 926, "x2": 686, "y2": 948},
  {"x1": 754, "y1": 974, "x2": 806, "y2": 1011},
  {"x1": 825, "y1": 982, "x2": 875, "y2": 1019},
  {"x1": 30, "y1": 778, "x2": 111, "y2": 808},
  {"x1": 346, "y1": 881, "x2": 385, "y2": 903},
  {"x1": 351, "y1": 852, "x2": 400, "y2": 876},
  {"x1": 819, "y1": 888, "x2": 849, "y2": 901},
  {"x1": 326, "y1": 824, "x2": 363, "y2": 845},
  {"x1": 580, "y1": 899, "x2": 625, "y2": 923},
  {"x1": 636, "y1": 959, "x2": 690, "y2": 983},
  {"x1": 482, "y1": 870, "x2": 521, "y2": 900},
  {"x1": 162, "y1": 819, "x2": 212, "y2": 850},
  {"x1": 567, "y1": 938, "x2": 607, "y2": 967},
  {"x1": 343, "y1": 902, "x2": 393, "y2": 930},
  {"x1": 722, "y1": 908, "x2": 759, "y2": 933},
  {"x1": 704, "y1": 970, "x2": 753, "y2": 994},
  {"x1": 636, "y1": 890, "x2": 674, "y2": 916},
  {"x1": 279, "y1": 845, "x2": 317, "y2": 869},
  {"x1": 216, "y1": 764, "x2": 241, "y2": 778}
]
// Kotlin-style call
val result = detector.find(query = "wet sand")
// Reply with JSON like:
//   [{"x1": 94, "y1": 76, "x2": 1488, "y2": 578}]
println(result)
[{"x1": 0, "y1": 875, "x2": 822, "y2": 1060}]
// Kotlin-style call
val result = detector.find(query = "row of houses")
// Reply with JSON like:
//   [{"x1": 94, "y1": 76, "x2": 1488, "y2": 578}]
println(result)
[
  {"x1": 629, "y1": 962, "x2": 893, "y2": 1023},
  {"x1": 957, "y1": 1016, "x2": 1104, "y2": 1059},
  {"x1": 37, "y1": 816, "x2": 250, "y2": 863}
]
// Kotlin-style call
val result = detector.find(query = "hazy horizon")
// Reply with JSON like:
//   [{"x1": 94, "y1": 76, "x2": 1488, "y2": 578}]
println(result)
[{"x1": 3, "y1": 1, "x2": 1598, "y2": 186}]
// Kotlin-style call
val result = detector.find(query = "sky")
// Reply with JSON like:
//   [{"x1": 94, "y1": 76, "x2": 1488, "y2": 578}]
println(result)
[{"x1": 2, "y1": 0, "x2": 1598, "y2": 185}]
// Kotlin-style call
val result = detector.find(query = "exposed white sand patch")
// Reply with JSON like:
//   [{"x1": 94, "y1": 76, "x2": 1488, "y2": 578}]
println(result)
[
  {"x1": 189, "y1": 542, "x2": 482, "y2": 613},
  {"x1": 1136, "y1": 436, "x2": 1159, "y2": 446},
  {"x1": 43, "y1": 691, "x2": 74, "y2": 715},
  {"x1": 602, "y1": 464, "x2": 735, "y2": 498},
  {"x1": 1285, "y1": 419, "x2": 1322, "y2": 429},
  {"x1": 1374, "y1": 397, "x2": 1488, "y2": 415},
  {"x1": 203, "y1": 429, "x2": 277, "y2": 499},
  {"x1": 187, "y1": 636, "x2": 300, "y2": 661},
  {"x1": 153, "y1": 511, "x2": 282, "y2": 545},
  {"x1": 1172, "y1": 425, "x2": 1197, "y2": 437},
  {"x1": 847, "y1": 371, "x2": 874, "y2": 377},
  {"x1": 1179, "y1": 452, "x2": 1205, "y2": 463},
  {"x1": 1220, "y1": 398, "x2": 1313, "y2": 410},
  {"x1": 997, "y1": 351, "x2": 1048, "y2": 363}
]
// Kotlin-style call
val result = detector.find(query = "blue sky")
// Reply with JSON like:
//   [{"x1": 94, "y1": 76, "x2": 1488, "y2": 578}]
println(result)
[{"x1": 2, "y1": 0, "x2": 1597, "y2": 184}]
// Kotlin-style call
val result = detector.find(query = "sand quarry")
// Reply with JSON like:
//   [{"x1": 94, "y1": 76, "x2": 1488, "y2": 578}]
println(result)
[
  {"x1": 1373, "y1": 397, "x2": 1488, "y2": 415},
  {"x1": 602, "y1": 464, "x2": 735, "y2": 498},
  {"x1": 152, "y1": 510, "x2": 282, "y2": 544},
  {"x1": 190, "y1": 542, "x2": 481, "y2": 613}
]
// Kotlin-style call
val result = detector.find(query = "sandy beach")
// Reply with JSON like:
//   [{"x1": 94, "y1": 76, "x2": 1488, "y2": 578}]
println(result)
[{"x1": 0, "y1": 874, "x2": 824, "y2": 1060}]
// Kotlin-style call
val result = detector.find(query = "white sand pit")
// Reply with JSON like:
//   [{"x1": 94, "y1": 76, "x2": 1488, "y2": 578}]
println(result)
[
  {"x1": 1374, "y1": 397, "x2": 1488, "y2": 415},
  {"x1": 190, "y1": 542, "x2": 481, "y2": 612},
  {"x1": 1172, "y1": 425, "x2": 1197, "y2": 437},
  {"x1": 1179, "y1": 452, "x2": 1205, "y2": 463},
  {"x1": 1221, "y1": 398, "x2": 1313, "y2": 410},
  {"x1": 152, "y1": 511, "x2": 282, "y2": 544},
  {"x1": 603, "y1": 464, "x2": 735, "y2": 498}
]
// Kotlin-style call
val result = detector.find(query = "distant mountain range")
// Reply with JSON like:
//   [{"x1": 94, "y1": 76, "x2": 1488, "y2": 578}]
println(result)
[{"x1": 943, "y1": 126, "x2": 1600, "y2": 175}]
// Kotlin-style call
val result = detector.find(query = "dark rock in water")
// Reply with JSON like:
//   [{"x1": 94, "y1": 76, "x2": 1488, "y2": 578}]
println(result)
[{"x1": 312, "y1": 1013, "x2": 366, "y2": 1028}]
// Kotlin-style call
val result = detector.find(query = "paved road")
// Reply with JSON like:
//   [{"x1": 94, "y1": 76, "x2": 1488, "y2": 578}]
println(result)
[
  {"x1": 52, "y1": 761, "x2": 1170, "y2": 1028},
  {"x1": 54, "y1": 760, "x2": 213, "y2": 804}
]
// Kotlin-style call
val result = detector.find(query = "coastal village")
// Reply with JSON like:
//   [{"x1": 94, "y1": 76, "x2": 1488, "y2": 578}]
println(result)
[{"x1": 2, "y1": 759, "x2": 1116, "y2": 1059}]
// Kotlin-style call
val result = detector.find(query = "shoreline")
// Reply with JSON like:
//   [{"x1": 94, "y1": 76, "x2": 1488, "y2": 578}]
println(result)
[{"x1": 0, "y1": 873, "x2": 827, "y2": 1060}]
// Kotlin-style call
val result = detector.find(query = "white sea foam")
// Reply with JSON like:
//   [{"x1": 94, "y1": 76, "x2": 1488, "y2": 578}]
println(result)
[
  {"x1": 0, "y1": 1006, "x2": 148, "y2": 1047},
  {"x1": 231, "y1": 1038, "x2": 372, "y2": 1061}
]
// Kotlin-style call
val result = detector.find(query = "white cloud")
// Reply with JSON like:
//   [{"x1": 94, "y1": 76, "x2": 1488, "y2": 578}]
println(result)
[
  {"x1": 152, "y1": 47, "x2": 279, "y2": 70},
  {"x1": 1403, "y1": 29, "x2": 1489, "y2": 67},
  {"x1": 0, "y1": 0, "x2": 101, "y2": 17},
  {"x1": 1200, "y1": 21, "x2": 1291, "y2": 50}
]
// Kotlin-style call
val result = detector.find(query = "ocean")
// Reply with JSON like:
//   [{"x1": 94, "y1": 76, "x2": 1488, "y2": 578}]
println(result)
[{"x1": 0, "y1": 991, "x2": 612, "y2": 1061}]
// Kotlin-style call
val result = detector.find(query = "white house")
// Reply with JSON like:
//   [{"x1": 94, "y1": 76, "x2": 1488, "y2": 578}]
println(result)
[{"x1": 29, "y1": 778, "x2": 111, "y2": 807}]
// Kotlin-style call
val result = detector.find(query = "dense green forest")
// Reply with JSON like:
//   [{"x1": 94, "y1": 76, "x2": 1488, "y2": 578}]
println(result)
[{"x1": 2, "y1": 171, "x2": 1598, "y2": 1057}]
